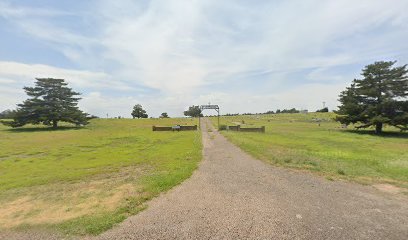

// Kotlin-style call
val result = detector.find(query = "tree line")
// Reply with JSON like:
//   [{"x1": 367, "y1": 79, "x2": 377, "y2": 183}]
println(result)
[{"x1": 220, "y1": 107, "x2": 326, "y2": 116}]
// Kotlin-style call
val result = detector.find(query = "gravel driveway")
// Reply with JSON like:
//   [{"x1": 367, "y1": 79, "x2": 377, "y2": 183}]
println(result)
[{"x1": 96, "y1": 118, "x2": 408, "y2": 239}]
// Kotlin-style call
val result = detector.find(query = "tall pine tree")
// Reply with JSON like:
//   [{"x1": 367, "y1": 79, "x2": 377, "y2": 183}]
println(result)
[
  {"x1": 336, "y1": 61, "x2": 408, "y2": 134},
  {"x1": 2, "y1": 78, "x2": 89, "y2": 128}
]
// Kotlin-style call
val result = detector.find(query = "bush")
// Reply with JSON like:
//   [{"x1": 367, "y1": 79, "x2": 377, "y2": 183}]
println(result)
[
  {"x1": 337, "y1": 169, "x2": 346, "y2": 175},
  {"x1": 316, "y1": 107, "x2": 329, "y2": 112},
  {"x1": 219, "y1": 124, "x2": 227, "y2": 131}
]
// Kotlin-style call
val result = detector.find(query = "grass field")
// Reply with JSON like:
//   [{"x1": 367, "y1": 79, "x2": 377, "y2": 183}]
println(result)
[
  {"x1": 212, "y1": 113, "x2": 408, "y2": 189},
  {"x1": 0, "y1": 118, "x2": 201, "y2": 235}
]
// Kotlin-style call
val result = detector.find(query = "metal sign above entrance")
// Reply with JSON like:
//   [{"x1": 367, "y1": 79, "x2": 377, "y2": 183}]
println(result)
[{"x1": 200, "y1": 105, "x2": 220, "y2": 111}]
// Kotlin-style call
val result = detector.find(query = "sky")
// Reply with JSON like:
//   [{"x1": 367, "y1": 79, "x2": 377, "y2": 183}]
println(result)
[{"x1": 1, "y1": 0, "x2": 408, "y2": 118}]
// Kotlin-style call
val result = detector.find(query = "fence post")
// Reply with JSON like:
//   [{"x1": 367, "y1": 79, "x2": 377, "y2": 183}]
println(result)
[{"x1": 152, "y1": 126, "x2": 156, "y2": 131}]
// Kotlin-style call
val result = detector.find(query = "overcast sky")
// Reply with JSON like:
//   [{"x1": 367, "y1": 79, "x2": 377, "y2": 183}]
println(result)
[{"x1": 1, "y1": 0, "x2": 408, "y2": 117}]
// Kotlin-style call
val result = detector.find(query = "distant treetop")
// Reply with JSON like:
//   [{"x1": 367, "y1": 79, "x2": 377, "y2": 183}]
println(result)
[
  {"x1": 131, "y1": 104, "x2": 148, "y2": 119},
  {"x1": 184, "y1": 105, "x2": 203, "y2": 117}
]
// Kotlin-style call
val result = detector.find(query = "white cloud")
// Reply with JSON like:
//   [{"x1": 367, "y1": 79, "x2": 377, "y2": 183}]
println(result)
[
  {"x1": 96, "y1": 0, "x2": 408, "y2": 89},
  {"x1": 0, "y1": 61, "x2": 131, "y2": 90},
  {"x1": 80, "y1": 92, "x2": 138, "y2": 118},
  {"x1": 0, "y1": 0, "x2": 408, "y2": 117},
  {"x1": 97, "y1": 0, "x2": 210, "y2": 92},
  {"x1": 271, "y1": 83, "x2": 348, "y2": 112},
  {"x1": 0, "y1": 61, "x2": 138, "y2": 115},
  {"x1": 0, "y1": 86, "x2": 25, "y2": 110},
  {"x1": 0, "y1": 78, "x2": 15, "y2": 84},
  {"x1": 0, "y1": 1, "x2": 71, "y2": 18}
]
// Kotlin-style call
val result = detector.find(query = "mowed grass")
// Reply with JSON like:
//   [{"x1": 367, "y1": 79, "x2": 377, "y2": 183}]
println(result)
[
  {"x1": 0, "y1": 118, "x2": 201, "y2": 235},
  {"x1": 212, "y1": 113, "x2": 408, "y2": 188}
]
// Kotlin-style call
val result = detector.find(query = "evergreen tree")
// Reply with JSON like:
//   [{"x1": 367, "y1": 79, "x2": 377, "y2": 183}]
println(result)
[
  {"x1": 1, "y1": 78, "x2": 89, "y2": 128},
  {"x1": 131, "y1": 104, "x2": 148, "y2": 118},
  {"x1": 336, "y1": 61, "x2": 408, "y2": 134}
]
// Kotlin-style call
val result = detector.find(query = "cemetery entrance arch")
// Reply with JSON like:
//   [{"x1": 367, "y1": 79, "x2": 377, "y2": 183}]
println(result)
[{"x1": 199, "y1": 105, "x2": 220, "y2": 129}]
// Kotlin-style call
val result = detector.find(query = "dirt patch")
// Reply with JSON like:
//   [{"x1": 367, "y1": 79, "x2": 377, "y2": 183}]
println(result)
[
  {"x1": 0, "y1": 167, "x2": 144, "y2": 229},
  {"x1": 373, "y1": 184, "x2": 404, "y2": 194},
  {"x1": 0, "y1": 183, "x2": 136, "y2": 228}
]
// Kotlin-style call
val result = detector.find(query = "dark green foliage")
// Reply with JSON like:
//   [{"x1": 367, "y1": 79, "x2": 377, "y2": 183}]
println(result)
[
  {"x1": 316, "y1": 107, "x2": 329, "y2": 112},
  {"x1": 160, "y1": 112, "x2": 169, "y2": 118},
  {"x1": 0, "y1": 109, "x2": 16, "y2": 119},
  {"x1": 336, "y1": 61, "x2": 408, "y2": 134},
  {"x1": 276, "y1": 108, "x2": 300, "y2": 114},
  {"x1": 1, "y1": 78, "x2": 88, "y2": 128},
  {"x1": 184, "y1": 105, "x2": 203, "y2": 117},
  {"x1": 337, "y1": 169, "x2": 346, "y2": 175},
  {"x1": 87, "y1": 115, "x2": 99, "y2": 120},
  {"x1": 131, "y1": 104, "x2": 148, "y2": 119},
  {"x1": 219, "y1": 124, "x2": 227, "y2": 131}
]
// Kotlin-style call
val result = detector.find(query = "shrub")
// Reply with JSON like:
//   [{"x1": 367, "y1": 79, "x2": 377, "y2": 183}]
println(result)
[
  {"x1": 219, "y1": 124, "x2": 227, "y2": 131},
  {"x1": 337, "y1": 169, "x2": 346, "y2": 175}
]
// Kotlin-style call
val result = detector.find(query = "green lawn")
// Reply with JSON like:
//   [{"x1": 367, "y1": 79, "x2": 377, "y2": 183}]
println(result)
[
  {"x1": 212, "y1": 113, "x2": 408, "y2": 188},
  {"x1": 0, "y1": 118, "x2": 201, "y2": 235}
]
